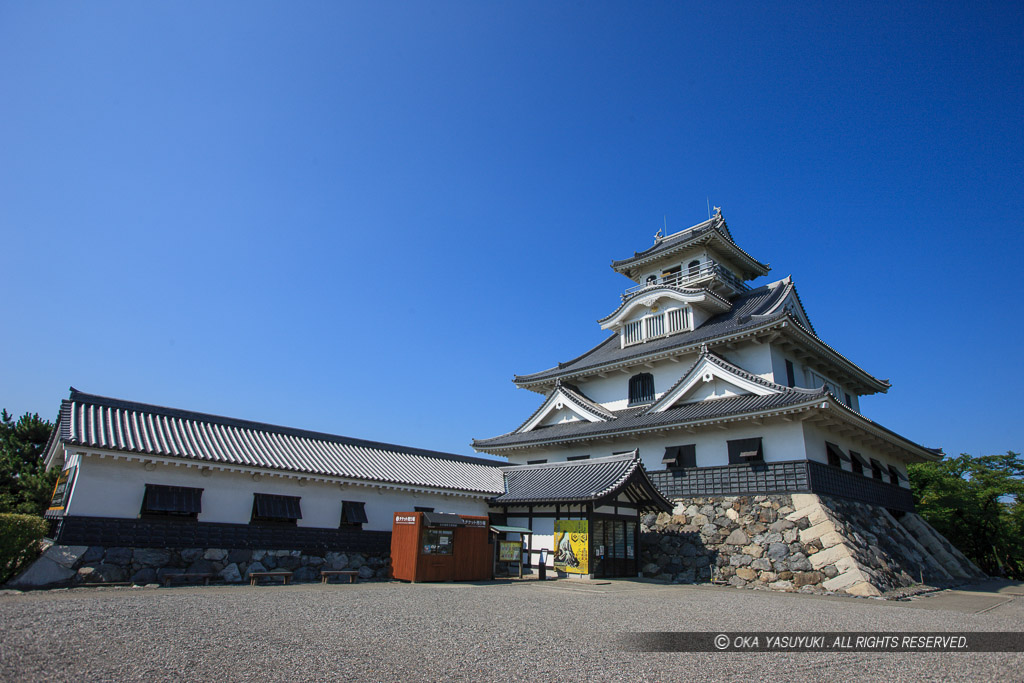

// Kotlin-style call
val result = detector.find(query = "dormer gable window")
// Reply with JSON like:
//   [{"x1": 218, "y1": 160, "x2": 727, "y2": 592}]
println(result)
[
  {"x1": 621, "y1": 306, "x2": 692, "y2": 347},
  {"x1": 628, "y1": 373, "x2": 655, "y2": 405}
]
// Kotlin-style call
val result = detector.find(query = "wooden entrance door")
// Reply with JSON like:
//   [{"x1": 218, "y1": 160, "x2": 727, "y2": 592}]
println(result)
[{"x1": 592, "y1": 518, "x2": 638, "y2": 578}]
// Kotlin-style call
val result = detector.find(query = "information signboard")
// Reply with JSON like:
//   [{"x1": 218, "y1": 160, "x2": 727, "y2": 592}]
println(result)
[{"x1": 498, "y1": 541, "x2": 522, "y2": 562}]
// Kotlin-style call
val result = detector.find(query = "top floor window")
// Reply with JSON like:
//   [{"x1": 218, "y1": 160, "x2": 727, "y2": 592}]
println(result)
[
  {"x1": 687, "y1": 259, "x2": 701, "y2": 276},
  {"x1": 628, "y1": 373, "x2": 655, "y2": 405}
]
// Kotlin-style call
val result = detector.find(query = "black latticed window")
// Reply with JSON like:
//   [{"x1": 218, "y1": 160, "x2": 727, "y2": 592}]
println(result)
[
  {"x1": 251, "y1": 493, "x2": 302, "y2": 525},
  {"x1": 628, "y1": 373, "x2": 655, "y2": 405},
  {"x1": 340, "y1": 500, "x2": 368, "y2": 527},
  {"x1": 140, "y1": 484, "x2": 203, "y2": 519}
]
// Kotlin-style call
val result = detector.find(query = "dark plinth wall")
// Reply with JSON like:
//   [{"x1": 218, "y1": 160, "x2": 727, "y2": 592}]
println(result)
[
  {"x1": 647, "y1": 460, "x2": 915, "y2": 512},
  {"x1": 51, "y1": 516, "x2": 392, "y2": 554}
]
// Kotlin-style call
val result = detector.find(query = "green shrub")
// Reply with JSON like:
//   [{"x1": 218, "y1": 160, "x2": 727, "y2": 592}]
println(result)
[{"x1": 0, "y1": 513, "x2": 49, "y2": 584}]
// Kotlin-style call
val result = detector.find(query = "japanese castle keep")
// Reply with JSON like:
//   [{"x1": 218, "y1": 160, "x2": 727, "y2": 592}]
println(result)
[
  {"x1": 471, "y1": 210, "x2": 982, "y2": 591},
  {"x1": 16, "y1": 210, "x2": 982, "y2": 595}
]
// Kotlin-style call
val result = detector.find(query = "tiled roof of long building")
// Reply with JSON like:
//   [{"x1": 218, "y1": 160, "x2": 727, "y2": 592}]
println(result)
[
  {"x1": 492, "y1": 452, "x2": 671, "y2": 510},
  {"x1": 56, "y1": 389, "x2": 505, "y2": 494}
]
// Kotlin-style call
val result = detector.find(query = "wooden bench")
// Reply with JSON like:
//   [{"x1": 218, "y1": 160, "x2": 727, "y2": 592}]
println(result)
[
  {"x1": 249, "y1": 571, "x2": 293, "y2": 586},
  {"x1": 162, "y1": 573, "x2": 214, "y2": 587},
  {"x1": 320, "y1": 570, "x2": 360, "y2": 584}
]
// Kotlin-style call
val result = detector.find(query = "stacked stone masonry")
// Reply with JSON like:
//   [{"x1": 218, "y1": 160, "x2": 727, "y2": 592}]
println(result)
[
  {"x1": 641, "y1": 493, "x2": 984, "y2": 596},
  {"x1": 8, "y1": 543, "x2": 390, "y2": 589}
]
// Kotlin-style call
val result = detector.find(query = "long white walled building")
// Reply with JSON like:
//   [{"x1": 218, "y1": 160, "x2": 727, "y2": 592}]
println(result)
[
  {"x1": 43, "y1": 389, "x2": 503, "y2": 553},
  {"x1": 32, "y1": 210, "x2": 952, "y2": 587}
]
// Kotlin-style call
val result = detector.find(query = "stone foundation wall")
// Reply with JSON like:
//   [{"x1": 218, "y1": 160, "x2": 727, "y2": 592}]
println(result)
[
  {"x1": 640, "y1": 493, "x2": 984, "y2": 596},
  {"x1": 7, "y1": 543, "x2": 390, "y2": 589}
]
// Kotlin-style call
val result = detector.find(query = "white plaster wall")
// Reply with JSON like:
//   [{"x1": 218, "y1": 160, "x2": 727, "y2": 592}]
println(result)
[
  {"x1": 538, "y1": 407, "x2": 586, "y2": 427},
  {"x1": 716, "y1": 343, "x2": 774, "y2": 380},
  {"x1": 504, "y1": 419, "x2": 808, "y2": 471},
  {"x1": 637, "y1": 248, "x2": 710, "y2": 284},
  {"x1": 801, "y1": 422, "x2": 911, "y2": 488},
  {"x1": 65, "y1": 452, "x2": 490, "y2": 531},
  {"x1": 766, "y1": 343, "x2": 861, "y2": 412},
  {"x1": 573, "y1": 352, "x2": 699, "y2": 410}
]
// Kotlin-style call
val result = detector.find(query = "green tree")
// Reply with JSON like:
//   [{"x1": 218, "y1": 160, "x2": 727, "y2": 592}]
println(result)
[
  {"x1": 0, "y1": 410, "x2": 58, "y2": 515},
  {"x1": 909, "y1": 452, "x2": 1024, "y2": 579}
]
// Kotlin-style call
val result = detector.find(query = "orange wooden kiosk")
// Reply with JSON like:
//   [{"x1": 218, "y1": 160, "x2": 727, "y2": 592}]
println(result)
[{"x1": 390, "y1": 511, "x2": 492, "y2": 582}]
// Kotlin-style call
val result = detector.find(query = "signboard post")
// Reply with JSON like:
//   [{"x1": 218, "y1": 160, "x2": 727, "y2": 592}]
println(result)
[{"x1": 499, "y1": 540, "x2": 523, "y2": 578}]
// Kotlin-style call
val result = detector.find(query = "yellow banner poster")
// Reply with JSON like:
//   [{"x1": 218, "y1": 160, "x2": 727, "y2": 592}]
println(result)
[
  {"x1": 553, "y1": 520, "x2": 588, "y2": 574},
  {"x1": 499, "y1": 541, "x2": 522, "y2": 562}
]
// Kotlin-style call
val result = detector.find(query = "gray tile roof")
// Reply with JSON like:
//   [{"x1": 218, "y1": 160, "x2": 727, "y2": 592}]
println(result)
[
  {"x1": 644, "y1": 348, "x2": 797, "y2": 413},
  {"x1": 509, "y1": 381, "x2": 617, "y2": 434},
  {"x1": 473, "y1": 388, "x2": 828, "y2": 451},
  {"x1": 597, "y1": 284, "x2": 732, "y2": 325},
  {"x1": 515, "y1": 279, "x2": 790, "y2": 385},
  {"x1": 57, "y1": 389, "x2": 505, "y2": 495},
  {"x1": 491, "y1": 452, "x2": 672, "y2": 510},
  {"x1": 610, "y1": 213, "x2": 769, "y2": 278},
  {"x1": 513, "y1": 277, "x2": 888, "y2": 394}
]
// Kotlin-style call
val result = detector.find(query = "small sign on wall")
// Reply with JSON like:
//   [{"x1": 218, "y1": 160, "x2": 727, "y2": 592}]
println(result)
[{"x1": 48, "y1": 466, "x2": 77, "y2": 513}]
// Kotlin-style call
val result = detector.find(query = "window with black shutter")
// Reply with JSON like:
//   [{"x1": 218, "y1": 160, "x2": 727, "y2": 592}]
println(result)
[
  {"x1": 251, "y1": 493, "x2": 302, "y2": 525},
  {"x1": 662, "y1": 445, "x2": 696, "y2": 469},
  {"x1": 825, "y1": 442, "x2": 851, "y2": 469},
  {"x1": 888, "y1": 465, "x2": 908, "y2": 486},
  {"x1": 785, "y1": 360, "x2": 796, "y2": 388},
  {"x1": 140, "y1": 484, "x2": 203, "y2": 519},
  {"x1": 628, "y1": 373, "x2": 655, "y2": 405},
  {"x1": 414, "y1": 506, "x2": 434, "y2": 513},
  {"x1": 340, "y1": 500, "x2": 368, "y2": 528},
  {"x1": 869, "y1": 458, "x2": 884, "y2": 481},
  {"x1": 727, "y1": 438, "x2": 763, "y2": 465},
  {"x1": 526, "y1": 459, "x2": 547, "y2": 465},
  {"x1": 566, "y1": 454, "x2": 590, "y2": 461},
  {"x1": 850, "y1": 450, "x2": 867, "y2": 476}
]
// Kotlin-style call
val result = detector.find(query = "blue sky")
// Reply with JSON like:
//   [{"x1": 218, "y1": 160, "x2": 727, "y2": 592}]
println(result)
[{"x1": 2, "y1": 2, "x2": 1021, "y2": 461}]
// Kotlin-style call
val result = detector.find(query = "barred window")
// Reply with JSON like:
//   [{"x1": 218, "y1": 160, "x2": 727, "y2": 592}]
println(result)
[{"x1": 628, "y1": 373, "x2": 655, "y2": 405}]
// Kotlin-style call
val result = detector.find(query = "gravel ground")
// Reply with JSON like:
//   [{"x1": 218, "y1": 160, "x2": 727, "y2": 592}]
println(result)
[{"x1": 1, "y1": 579, "x2": 1021, "y2": 682}]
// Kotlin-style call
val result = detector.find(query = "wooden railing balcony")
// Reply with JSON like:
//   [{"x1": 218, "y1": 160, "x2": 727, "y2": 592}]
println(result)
[{"x1": 622, "y1": 261, "x2": 748, "y2": 300}]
